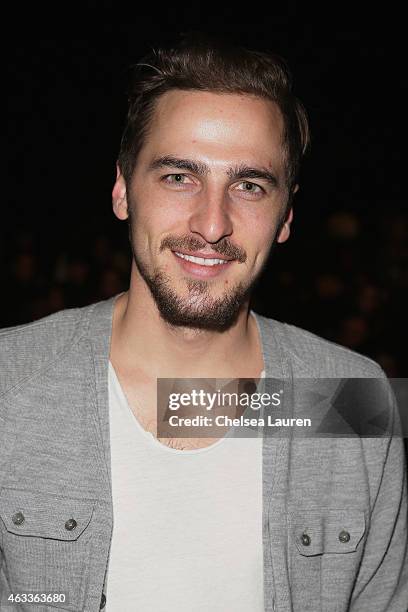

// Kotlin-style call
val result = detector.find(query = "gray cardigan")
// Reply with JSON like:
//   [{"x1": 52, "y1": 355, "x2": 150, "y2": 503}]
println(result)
[{"x1": 0, "y1": 293, "x2": 407, "y2": 611}]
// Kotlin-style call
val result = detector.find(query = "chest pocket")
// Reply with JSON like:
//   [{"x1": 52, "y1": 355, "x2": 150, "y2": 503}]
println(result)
[
  {"x1": 0, "y1": 487, "x2": 95, "y2": 611},
  {"x1": 287, "y1": 508, "x2": 366, "y2": 612}
]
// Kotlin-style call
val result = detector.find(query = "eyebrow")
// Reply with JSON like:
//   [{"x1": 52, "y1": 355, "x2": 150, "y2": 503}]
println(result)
[
  {"x1": 148, "y1": 155, "x2": 209, "y2": 176},
  {"x1": 148, "y1": 155, "x2": 279, "y2": 187},
  {"x1": 227, "y1": 164, "x2": 279, "y2": 187}
]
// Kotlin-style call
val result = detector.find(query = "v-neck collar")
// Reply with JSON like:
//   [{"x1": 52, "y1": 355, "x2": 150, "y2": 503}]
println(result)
[{"x1": 88, "y1": 292, "x2": 290, "y2": 496}]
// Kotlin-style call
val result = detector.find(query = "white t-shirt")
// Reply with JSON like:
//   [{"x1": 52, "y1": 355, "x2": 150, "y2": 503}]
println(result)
[{"x1": 105, "y1": 362, "x2": 265, "y2": 611}]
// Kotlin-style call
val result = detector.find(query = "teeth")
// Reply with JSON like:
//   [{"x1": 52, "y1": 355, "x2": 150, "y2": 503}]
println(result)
[{"x1": 174, "y1": 252, "x2": 229, "y2": 266}]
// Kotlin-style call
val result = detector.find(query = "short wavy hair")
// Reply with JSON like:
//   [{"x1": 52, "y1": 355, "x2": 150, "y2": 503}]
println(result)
[{"x1": 118, "y1": 34, "x2": 310, "y2": 192}]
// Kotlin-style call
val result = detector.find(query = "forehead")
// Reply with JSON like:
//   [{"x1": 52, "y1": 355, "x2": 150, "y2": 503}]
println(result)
[{"x1": 142, "y1": 89, "x2": 286, "y2": 169}]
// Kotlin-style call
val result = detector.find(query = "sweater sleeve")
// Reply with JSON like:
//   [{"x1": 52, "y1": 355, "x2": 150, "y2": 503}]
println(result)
[{"x1": 349, "y1": 380, "x2": 408, "y2": 611}]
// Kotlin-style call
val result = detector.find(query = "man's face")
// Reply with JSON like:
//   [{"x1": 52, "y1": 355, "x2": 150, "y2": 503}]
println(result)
[{"x1": 113, "y1": 90, "x2": 293, "y2": 331}]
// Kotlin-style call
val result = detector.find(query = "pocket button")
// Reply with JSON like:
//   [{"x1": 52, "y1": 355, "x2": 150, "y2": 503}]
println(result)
[
  {"x1": 338, "y1": 530, "x2": 351, "y2": 543},
  {"x1": 301, "y1": 533, "x2": 311, "y2": 546},
  {"x1": 11, "y1": 511, "x2": 25, "y2": 525},
  {"x1": 64, "y1": 518, "x2": 78, "y2": 531}
]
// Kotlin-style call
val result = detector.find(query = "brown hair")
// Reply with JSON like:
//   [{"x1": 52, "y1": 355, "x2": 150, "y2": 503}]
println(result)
[{"x1": 118, "y1": 34, "x2": 310, "y2": 191}]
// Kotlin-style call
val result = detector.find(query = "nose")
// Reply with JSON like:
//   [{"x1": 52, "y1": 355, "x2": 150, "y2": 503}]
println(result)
[{"x1": 188, "y1": 187, "x2": 233, "y2": 244}]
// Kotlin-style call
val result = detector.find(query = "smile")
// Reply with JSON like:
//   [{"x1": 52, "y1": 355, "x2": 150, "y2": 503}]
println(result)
[
  {"x1": 172, "y1": 250, "x2": 234, "y2": 279},
  {"x1": 174, "y1": 252, "x2": 230, "y2": 266}
]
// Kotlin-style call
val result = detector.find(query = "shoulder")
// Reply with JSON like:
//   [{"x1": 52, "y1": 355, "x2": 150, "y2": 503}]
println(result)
[
  {"x1": 256, "y1": 313, "x2": 404, "y2": 442},
  {"x1": 0, "y1": 301, "x2": 98, "y2": 398},
  {"x1": 254, "y1": 312, "x2": 385, "y2": 379}
]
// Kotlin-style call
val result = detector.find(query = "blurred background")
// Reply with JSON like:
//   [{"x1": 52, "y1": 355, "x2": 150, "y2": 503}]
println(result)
[{"x1": 3, "y1": 15, "x2": 407, "y2": 382}]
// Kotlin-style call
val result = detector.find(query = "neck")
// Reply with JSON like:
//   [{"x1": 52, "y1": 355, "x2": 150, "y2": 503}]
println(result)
[{"x1": 110, "y1": 278, "x2": 264, "y2": 382}]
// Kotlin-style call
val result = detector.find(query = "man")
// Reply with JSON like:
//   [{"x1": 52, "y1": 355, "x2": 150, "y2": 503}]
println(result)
[{"x1": 0, "y1": 36, "x2": 406, "y2": 612}]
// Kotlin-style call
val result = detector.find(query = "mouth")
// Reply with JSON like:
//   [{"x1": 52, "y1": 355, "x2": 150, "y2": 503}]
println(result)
[{"x1": 172, "y1": 250, "x2": 234, "y2": 278}]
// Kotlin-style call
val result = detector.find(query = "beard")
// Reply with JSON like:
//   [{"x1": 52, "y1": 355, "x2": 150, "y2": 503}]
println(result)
[
  {"x1": 127, "y1": 207, "x2": 282, "y2": 332},
  {"x1": 138, "y1": 266, "x2": 253, "y2": 332}
]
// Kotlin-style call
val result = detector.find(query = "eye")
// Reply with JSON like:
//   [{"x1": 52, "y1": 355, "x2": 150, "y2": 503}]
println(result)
[
  {"x1": 235, "y1": 181, "x2": 264, "y2": 196},
  {"x1": 162, "y1": 173, "x2": 194, "y2": 185}
]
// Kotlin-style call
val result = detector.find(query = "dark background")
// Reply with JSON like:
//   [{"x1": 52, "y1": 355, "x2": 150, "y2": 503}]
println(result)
[{"x1": 3, "y1": 15, "x2": 407, "y2": 382}]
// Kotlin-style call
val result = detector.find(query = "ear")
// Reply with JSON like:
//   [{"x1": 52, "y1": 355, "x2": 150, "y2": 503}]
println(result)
[
  {"x1": 277, "y1": 206, "x2": 293, "y2": 243},
  {"x1": 112, "y1": 164, "x2": 129, "y2": 220}
]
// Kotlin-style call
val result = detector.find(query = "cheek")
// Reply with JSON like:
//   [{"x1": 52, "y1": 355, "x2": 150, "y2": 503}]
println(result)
[
  {"x1": 131, "y1": 204, "x2": 184, "y2": 256},
  {"x1": 132, "y1": 183, "x2": 184, "y2": 228},
  {"x1": 244, "y1": 216, "x2": 280, "y2": 271},
  {"x1": 250, "y1": 217, "x2": 277, "y2": 253}
]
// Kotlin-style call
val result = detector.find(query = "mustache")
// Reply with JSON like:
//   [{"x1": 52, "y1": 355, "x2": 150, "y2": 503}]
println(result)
[{"x1": 160, "y1": 236, "x2": 247, "y2": 263}]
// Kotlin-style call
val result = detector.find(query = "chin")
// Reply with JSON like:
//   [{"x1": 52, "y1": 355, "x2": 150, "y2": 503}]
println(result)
[
  {"x1": 133, "y1": 252, "x2": 254, "y2": 331},
  {"x1": 152, "y1": 273, "x2": 251, "y2": 332},
  {"x1": 157, "y1": 300, "x2": 243, "y2": 331}
]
